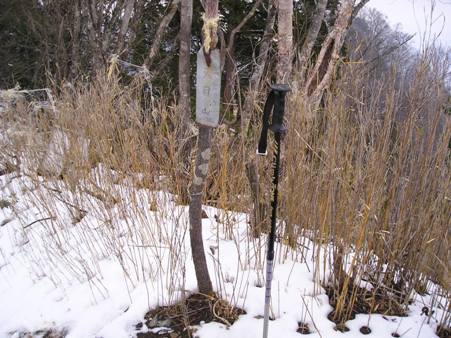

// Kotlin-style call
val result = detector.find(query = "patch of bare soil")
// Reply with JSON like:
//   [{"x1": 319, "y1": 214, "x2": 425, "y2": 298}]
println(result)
[
  {"x1": 436, "y1": 325, "x2": 450, "y2": 338},
  {"x1": 134, "y1": 293, "x2": 245, "y2": 338},
  {"x1": 296, "y1": 322, "x2": 311, "y2": 334},
  {"x1": 0, "y1": 162, "x2": 16, "y2": 176},
  {"x1": 326, "y1": 283, "x2": 407, "y2": 326}
]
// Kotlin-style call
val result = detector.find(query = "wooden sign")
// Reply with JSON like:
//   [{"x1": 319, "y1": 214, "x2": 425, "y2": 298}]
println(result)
[{"x1": 195, "y1": 49, "x2": 221, "y2": 127}]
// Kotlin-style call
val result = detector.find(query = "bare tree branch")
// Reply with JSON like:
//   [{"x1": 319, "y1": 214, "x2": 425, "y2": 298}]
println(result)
[
  {"x1": 351, "y1": 0, "x2": 370, "y2": 21},
  {"x1": 304, "y1": 0, "x2": 355, "y2": 104},
  {"x1": 144, "y1": 0, "x2": 181, "y2": 68},
  {"x1": 227, "y1": 0, "x2": 264, "y2": 55}
]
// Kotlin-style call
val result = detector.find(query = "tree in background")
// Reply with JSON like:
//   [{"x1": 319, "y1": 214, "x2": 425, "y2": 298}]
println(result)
[
  {"x1": 277, "y1": 0, "x2": 293, "y2": 83},
  {"x1": 179, "y1": 0, "x2": 194, "y2": 129},
  {"x1": 0, "y1": 0, "x2": 365, "y2": 107}
]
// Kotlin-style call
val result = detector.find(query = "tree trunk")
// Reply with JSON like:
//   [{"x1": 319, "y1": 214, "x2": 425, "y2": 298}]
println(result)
[
  {"x1": 179, "y1": 0, "x2": 193, "y2": 128},
  {"x1": 242, "y1": 0, "x2": 276, "y2": 238},
  {"x1": 222, "y1": 0, "x2": 264, "y2": 121},
  {"x1": 276, "y1": 0, "x2": 293, "y2": 83},
  {"x1": 241, "y1": 0, "x2": 276, "y2": 132},
  {"x1": 297, "y1": 0, "x2": 327, "y2": 81},
  {"x1": 116, "y1": 0, "x2": 136, "y2": 55},
  {"x1": 84, "y1": 0, "x2": 103, "y2": 69},
  {"x1": 246, "y1": 161, "x2": 268, "y2": 237},
  {"x1": 177, "y1": 0, "x2": 194, "y2": 205},
  {"x1": 189, "y1": 127, "x2": 214, "y2": 294},
  {"x1": 71, "y1": 0, "x2": 81, "y2": 78},
  {"x1": 223, "y1": 49, "x2": 236, "y2": 119},
  {"x1": 305, "y1": 0, "x2": 355, "y2": 106},
  {"x1": 188, "y1": 0, "x2": 219, "y2": 295}
]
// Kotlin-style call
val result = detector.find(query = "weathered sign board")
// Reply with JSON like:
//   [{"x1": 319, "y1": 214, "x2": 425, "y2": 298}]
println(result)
[{"x1": 195, "y1": 49, "x2": 221, "y2": 127}]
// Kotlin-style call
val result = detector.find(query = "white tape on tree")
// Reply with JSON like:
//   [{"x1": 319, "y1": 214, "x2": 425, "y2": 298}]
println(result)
[{"x1": 195, "y1": 49, "x2": 221, "y2": 127}]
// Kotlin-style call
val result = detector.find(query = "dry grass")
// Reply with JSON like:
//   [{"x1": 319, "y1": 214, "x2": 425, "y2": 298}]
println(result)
[
  {"x1": 281, "y1": 47, "x2": 450, "y2": 327},
  {"x1": 0, "y1": 45, "x2": 449, "y2": 334}
]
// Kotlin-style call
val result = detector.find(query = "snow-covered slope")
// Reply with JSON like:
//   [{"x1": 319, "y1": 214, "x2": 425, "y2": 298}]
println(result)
[{"x1": 0, "y1": 170, "x2": 445, "y2": 338}]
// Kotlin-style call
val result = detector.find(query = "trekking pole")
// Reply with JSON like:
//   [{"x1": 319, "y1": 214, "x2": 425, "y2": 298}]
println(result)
[{"x1": 257, "y1": 84, "x2": 290, "y2": 338}]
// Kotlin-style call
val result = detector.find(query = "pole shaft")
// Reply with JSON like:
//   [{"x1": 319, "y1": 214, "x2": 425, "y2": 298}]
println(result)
[
  {"x1": 262, "y1": 258, "x2": 274, "y2": 338},
  {"x1": 262, "y1": 131, "x2": 282, "y2": 338}
]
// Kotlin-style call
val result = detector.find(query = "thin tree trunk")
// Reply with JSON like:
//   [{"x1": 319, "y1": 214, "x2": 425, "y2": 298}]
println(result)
[
  {"x1": 144, "y1": 0, "x2": 180, "y2": 68},
  {"x1": 222, "y1": 0, "x2": 264, "y2": 118},
  {"x1": 84, "y1": 0, "x2": 103, "y2": 69},
  {"x1": 275, "y1": 0, "x2": 294, "y2": 245},
  {"x1": 223, "y1": 49, "x2": 236, "y2": 117},
  {"x1": 241, "y1": 0, "x2": 276, "y2": 132},
  {"x1": 189, "y1": 0, "x2": 219, "y2": 295},
  {"x1": 57, "y1": 18, "x2": 68, "y2": 81},
  {"x1": 102, "y1": 2, "x2": 123, "y2": 55},
  {"x1": 276, "y1": 0, "x2": 293, "y2": 83},
  {"x1": 71, "y1": 0, "x2": 81, "y2": 78},
  {"x1": 149, "y1": 37, "x2": 179, "y2": 80},
  {"x1": 116, "y1": 0, "x2": 136, "y2": 54},
  {"x1": 242, "y1": 0, "x2": 276, "y2": 239},
  {"x1": 179, "y1": 0, "x2": 193, "y2": 129},
  {"x1": 129, "y1": 0, "x2": 146, "y2": 48},
  {"x1": 177, "y1": 0, "x2": 194, "y2": 206},
  {"x1": 189, "y1": 127, "x2": 214, "y2": 294},
  {"x1": 297, "y1": 0, "x2": 327, "y2": 81},
  {"x1": 246, "y1": 162, "x2": 267, "y2": 237},
  {"x1": 305, "y1": 0, "x2": 355, "y2": 105}
]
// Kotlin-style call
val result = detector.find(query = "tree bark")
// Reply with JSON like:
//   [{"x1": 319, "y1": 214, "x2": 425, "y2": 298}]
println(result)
[
  {"x1": 188, "y1": 0, "x2": 219, "y2": 295},
  {"x1": 276, "y1": 0, "x2": 293, "y2": 83},
  {"x1": 179, "y1": 0, "x2": 193, "y2": 129}
]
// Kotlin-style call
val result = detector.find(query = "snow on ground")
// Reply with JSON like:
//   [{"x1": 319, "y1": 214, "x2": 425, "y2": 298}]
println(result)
[{"x1": 0, "y1": 169, "x2": 446, "y2": 338}]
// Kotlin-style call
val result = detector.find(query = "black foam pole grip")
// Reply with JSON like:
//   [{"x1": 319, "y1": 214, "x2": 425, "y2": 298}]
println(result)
[{"x1": 257, "y1": 91, "x2": 275, "y2": 155}]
